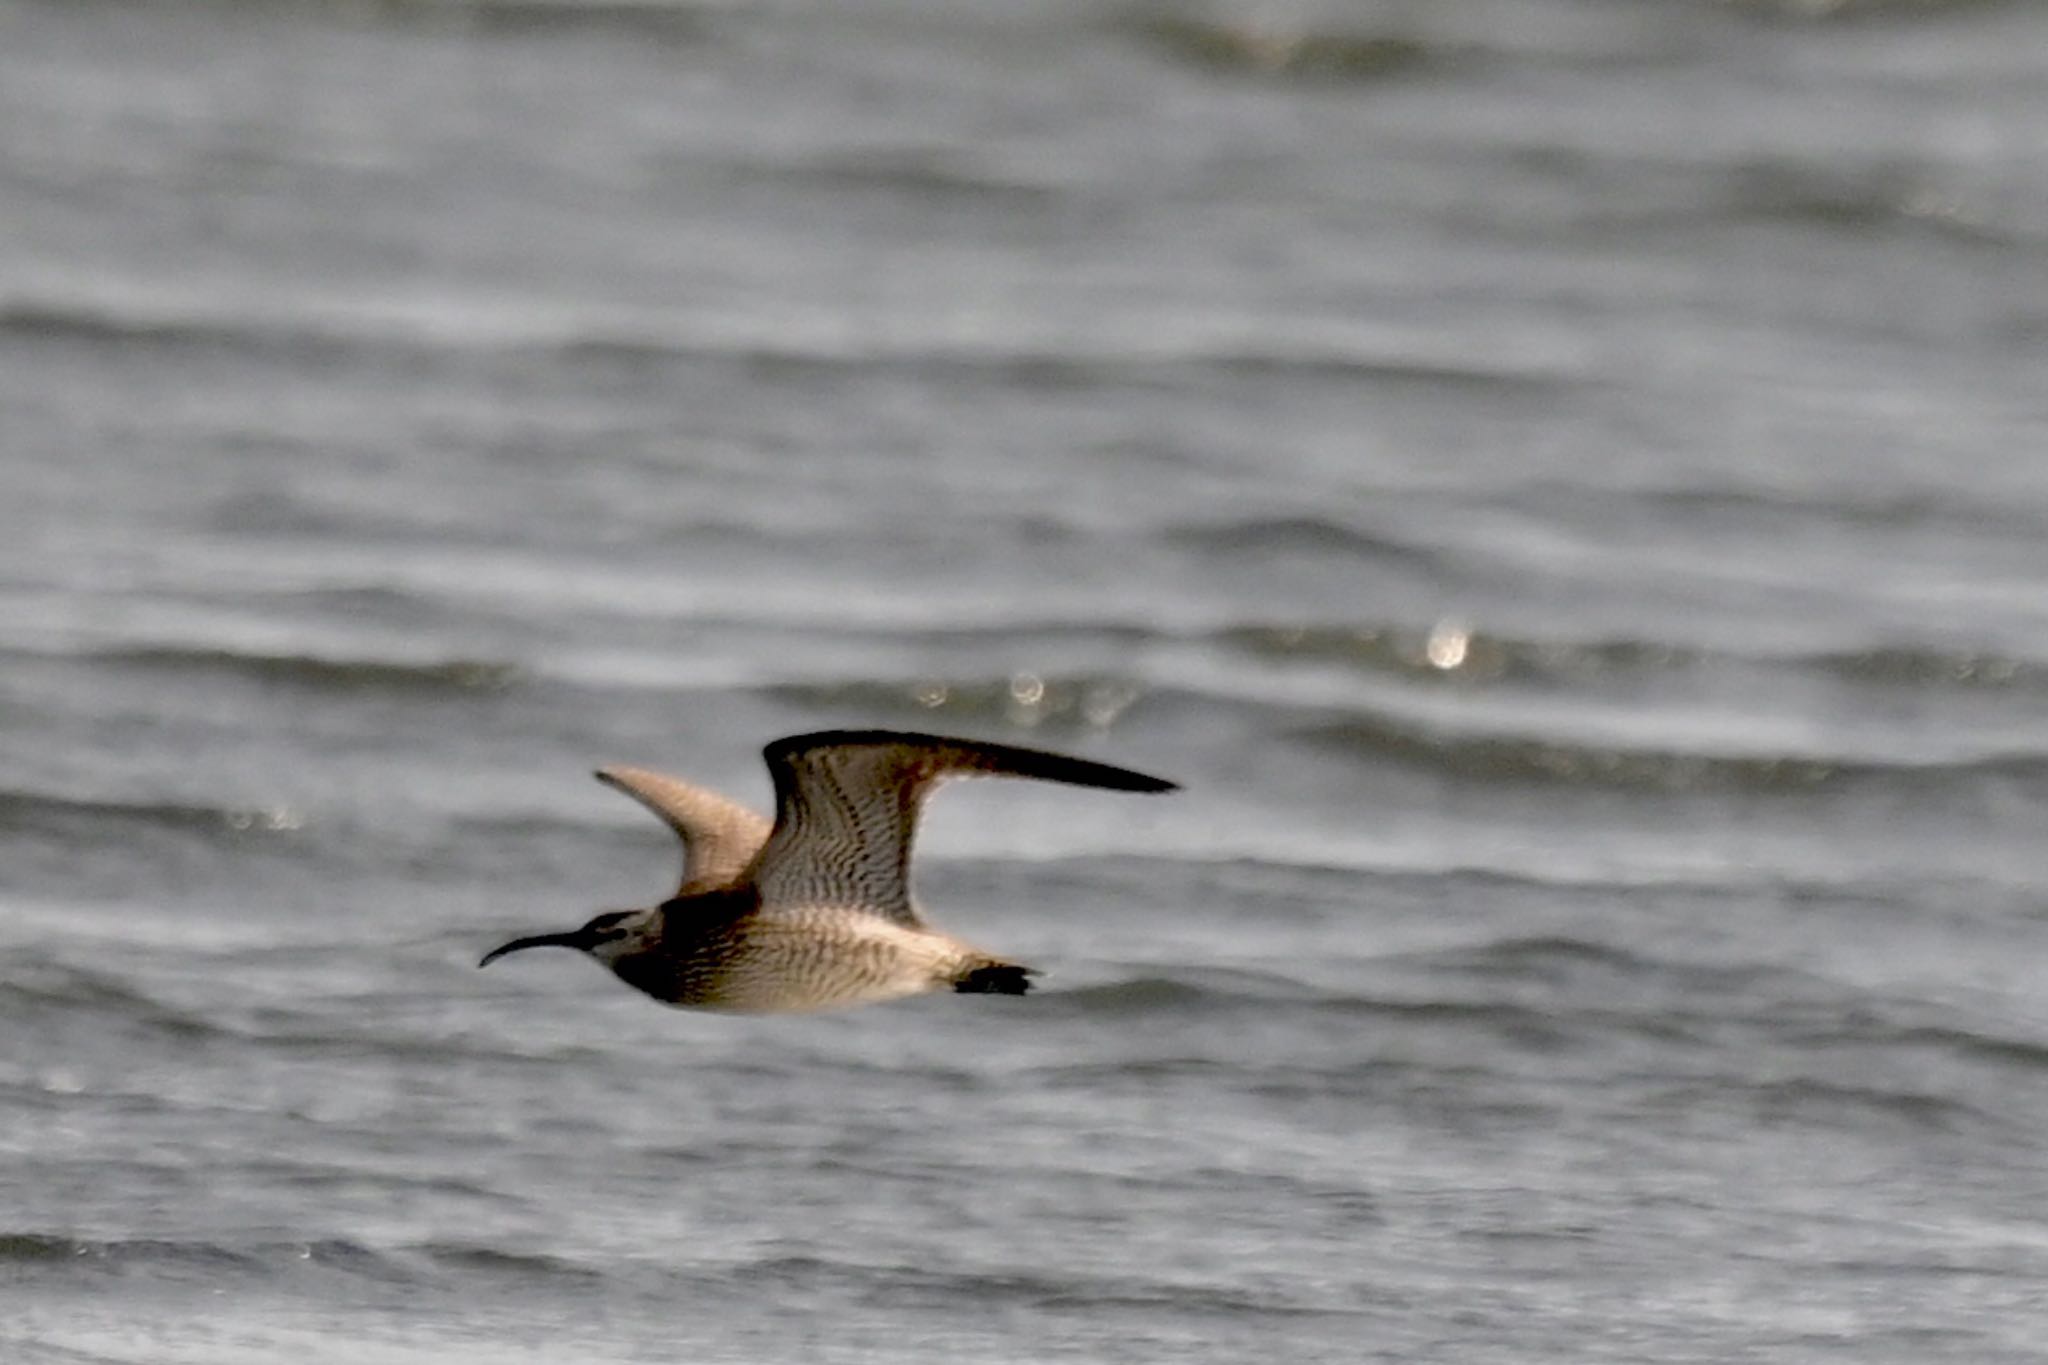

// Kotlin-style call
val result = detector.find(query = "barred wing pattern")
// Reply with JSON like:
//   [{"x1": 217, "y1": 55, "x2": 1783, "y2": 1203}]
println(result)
[
  {"x1": 746, "y1": 730, "x2": 1177, "y2": 927},
  {"x1": 594, "y1": 765, "x2": 773, "y2": 894}
]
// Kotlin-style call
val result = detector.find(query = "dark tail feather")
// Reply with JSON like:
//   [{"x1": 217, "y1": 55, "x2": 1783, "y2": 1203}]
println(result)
[{"x1": 955, "y1": 961, "x2": 1034, "y2": 996}]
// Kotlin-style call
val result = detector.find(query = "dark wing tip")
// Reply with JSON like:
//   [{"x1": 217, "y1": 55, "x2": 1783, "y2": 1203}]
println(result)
[
  {"x1": 763, "y1": 729, "x2": 1179, "y2": 794},
  {"x1": 1041, "y1": 755, "x2": 1177, "y2": 793}
]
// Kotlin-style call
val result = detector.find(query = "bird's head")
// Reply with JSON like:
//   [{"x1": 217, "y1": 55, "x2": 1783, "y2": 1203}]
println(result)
[{"x1": 479, "y1": 908, "x2": 652, "y2": 969}]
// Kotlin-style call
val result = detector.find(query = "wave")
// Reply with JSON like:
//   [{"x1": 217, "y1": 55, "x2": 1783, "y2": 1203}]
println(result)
[
  {"x1": 1042, "y1": 938, "x2": 1852, "y2": 1021},
  {"x1": 563, "y1": 327, "x2": 1574, "y2": 393},
  {"x1": 1296, "y1": 714, "x2": 1849, "y2": 792},
  {"x1": 0, "y1": 1231, "x2": 271, "y2": 1274},
  {"x1": 1162, "y1": 515, "x2": 1445, "y2": 568},
  {"x1": 0, "y1": 287, "x2": 1578, "y2": 392},
  {"x1": 698, "y1": 146, "x2": 1063, "y2": 208},
  {"x1": 734, "y1": 1253, "x2": 1358, "y2": 1319},
  {"x1": 0, "y1": 952, "x2": 626, "y2": 1070},
  {"x1": 794, "y1": 605, "x2": 2048, "y2": 703},
  {"x1": 1884, "y1": 1024, "x2": 2048, "y2": 1070},
  {"x1": 1293, "y1": 706, "x2": 2048, "y2": 792},
  {"x1": 1215, "y1": 616, "x2": 2048, "y2": 696},
  {"x1": 266, "y1": 583, "x2": 451, "y2": 622},
  {"x1": 531, "y1": 317, "x2": 1579, "y2": 392},
  {"x1": 1040, "y1": 952, "x2": 1616, "y2": 1026},
  {"x1": 1409, "y1": 933, "x2": 1655, "y2": 978},
  {"x1": 1214, "y1": 620, "x2": 1693, "y2": 685},
  {"x1": 408, "y1": 0, "x2": 713, "y2": 42},
  {"x1": 1110, "y1": 848, "x2": 1764, "y2": 899},
  {"x1": 49, "y1": 0, "x2": 718, "y2": 41},
  {"x1": 1646, "y1": 1076, "x2": 1997, "y2": 1133},
  {"x1": 0, "y1": 296, "x2": 367, "y2": 365},
  {"x1": 1122, "y1": 15, "x2": 1445, "y2": 83},
  {"x1": 0, "y1": 1230, "x2": 411, "y2": 1283},
  {"x1": 1716, "y1": 159, "x2": 1967, "y2": 235},
  {"x1": 0, "y1": 789, "x2": 306, "y2": 846},
  {"x1": 1557, "y1": 153, "x2": 2036, "y2": 252},
  {"x1": 0, "y1": 963, "x2": 207, "y2": 1034},
  {"x1": 765, "y1": 671, "x2": 1150, "y2": 731},
  {"x1": 1720, "y1": 0, "x2": 2020, "y2": 26},
  {"x1": 414, "y1": 1241, "x2": 606, "y2": 1283},
  {"x1": 1773, "y1": 1015, "x2": 2048, "y2": 1076},
  {"x1": 1608, "y1": 479, "x2": 2044, "y2": 536},
  {"x1": 455, "y1": 601, "x2": 2048, "y2": 707},
  {"x1": 1038, "y1": 985, "x2": 1584, "y2": 1062},
  {"x1": 0, "y1": 1230, "x2": 583, "y2": 1284},
  {"x1": 0, "y1": 1229, "x2": 1345, "y2": 1315},
  {"x1": 1805, "y1": 644, "x2": 2046, "y2": 690},
  {"x1": 97, "y1": 645, "x2": 521, "y2": 694}
]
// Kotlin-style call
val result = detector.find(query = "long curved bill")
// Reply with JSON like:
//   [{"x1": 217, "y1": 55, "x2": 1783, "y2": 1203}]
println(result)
[{"x1": 479, "y1": 930, "x2": 590, "y2": 968}]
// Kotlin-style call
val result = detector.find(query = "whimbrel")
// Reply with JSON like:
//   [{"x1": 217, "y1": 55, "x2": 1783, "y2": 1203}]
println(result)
[{"x1": 480, "y1": 729, "x2": 1177, "y2": 1012}]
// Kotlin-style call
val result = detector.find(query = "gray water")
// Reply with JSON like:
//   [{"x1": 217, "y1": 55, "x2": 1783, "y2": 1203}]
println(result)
[{"x1": 6, "y1": 0, "x2": 2048, "y2": 1359}]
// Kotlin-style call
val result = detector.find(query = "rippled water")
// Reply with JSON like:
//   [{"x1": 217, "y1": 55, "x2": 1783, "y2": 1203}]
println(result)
[{"x1": 6, "y1": 0, "x2": 2048, "y2": 1360}]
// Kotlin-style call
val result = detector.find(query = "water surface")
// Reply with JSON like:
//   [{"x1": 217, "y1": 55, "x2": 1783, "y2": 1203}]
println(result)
[{"x1": 5, "y1": 0, "x2": 2048, "y2": 1360}]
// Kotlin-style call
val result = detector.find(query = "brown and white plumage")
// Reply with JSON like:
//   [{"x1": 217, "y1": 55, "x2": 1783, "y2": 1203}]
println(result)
[{"x1": 481, "y1": 729, "x2": 1177, "y2": 1013}]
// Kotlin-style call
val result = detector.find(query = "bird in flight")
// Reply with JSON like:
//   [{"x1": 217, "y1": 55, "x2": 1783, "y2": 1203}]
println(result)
[{"x1": 480, "y1": 729, "x2": 1177, "y2": 1012}]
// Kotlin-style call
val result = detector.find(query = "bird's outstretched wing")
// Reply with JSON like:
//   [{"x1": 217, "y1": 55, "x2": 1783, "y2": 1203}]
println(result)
[
  {"x1": 745, "y1": 729, "x2": 1176, "y2": 926},
  {"x1": 595, "y1": 765, "x2": 773, "y2": 895}
]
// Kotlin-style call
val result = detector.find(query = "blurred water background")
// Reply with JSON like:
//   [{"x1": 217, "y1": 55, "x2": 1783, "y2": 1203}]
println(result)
[{"x1": 5, "y1": 0, "x2": 2048, "y2": 1360}]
